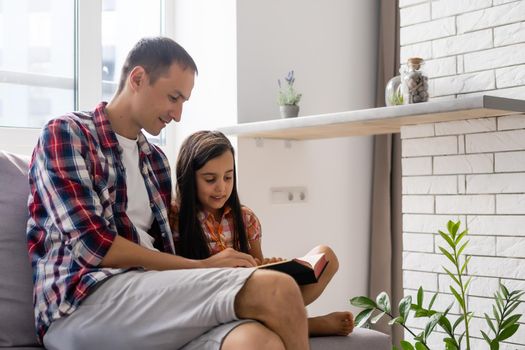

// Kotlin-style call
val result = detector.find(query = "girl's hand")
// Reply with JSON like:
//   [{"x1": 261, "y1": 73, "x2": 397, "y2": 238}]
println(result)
[
  {"x1": 203, "y1": 248, "x2": 257, "y2": 268},
  {"x1": 259, "y1": 257, "x2": 286, "y2": 266}
]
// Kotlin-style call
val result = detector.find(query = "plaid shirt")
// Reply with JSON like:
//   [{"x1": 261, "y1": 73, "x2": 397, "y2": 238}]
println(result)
[
  {"x1": 27, "y1": 102, "x2": 174, "y2": 342},
  {"x1": 170, "y1": 204, "x2": 261, "y2": 254}
]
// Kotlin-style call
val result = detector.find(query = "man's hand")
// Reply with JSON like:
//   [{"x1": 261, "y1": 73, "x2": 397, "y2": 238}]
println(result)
[{"x1": 203, "y1": 248, "x2": 257, "y2": 268}]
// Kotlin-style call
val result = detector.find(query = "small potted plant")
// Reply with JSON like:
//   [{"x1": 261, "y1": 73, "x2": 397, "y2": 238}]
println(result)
[{"x1": 278, "y1": 70, "x2": 302, "y2": 118}]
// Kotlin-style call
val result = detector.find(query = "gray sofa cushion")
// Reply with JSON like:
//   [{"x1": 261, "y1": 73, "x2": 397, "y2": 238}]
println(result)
[
  {"x1": 310, "y1": 328, "x2": 391, "y2": 349},
  {"x1": 0, "y1": 151, "x2": 40, "y2": 347}
]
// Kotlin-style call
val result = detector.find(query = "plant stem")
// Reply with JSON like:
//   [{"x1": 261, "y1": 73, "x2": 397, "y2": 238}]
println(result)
[
  {"x1": 454, "y1": 247, "x2": 471, "y2": 349},
  {"x1": 384, "y1": 311, "x2": 431, "y2": 350}
]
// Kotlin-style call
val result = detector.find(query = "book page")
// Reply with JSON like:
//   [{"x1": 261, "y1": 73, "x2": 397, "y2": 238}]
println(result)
[{"x1": 295, "y1": 253, "x2": 324, "y2": 268}]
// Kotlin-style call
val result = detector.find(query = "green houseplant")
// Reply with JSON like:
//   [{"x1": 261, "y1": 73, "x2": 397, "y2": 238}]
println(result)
[
  {"x1": 350, "y1": 220, "x2": 524, "y2": 350},
  {"x1": 278, "y1": 70, "x2": 302, "y2": 118}
]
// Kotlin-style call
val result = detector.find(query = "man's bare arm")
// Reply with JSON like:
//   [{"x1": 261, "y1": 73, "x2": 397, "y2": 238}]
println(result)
[{"x1": 100, "y1": 235, "x2": 257, "y2": 270}]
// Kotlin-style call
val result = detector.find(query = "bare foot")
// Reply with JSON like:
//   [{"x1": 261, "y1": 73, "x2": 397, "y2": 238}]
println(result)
[{"x1": 308, "y1": 311, "x2": 354, "y2": 336}]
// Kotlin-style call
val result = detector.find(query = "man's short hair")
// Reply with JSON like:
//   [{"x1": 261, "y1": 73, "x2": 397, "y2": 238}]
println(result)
[{"x1": 116, "y1": 36, "x2": 198, "y2": 95}]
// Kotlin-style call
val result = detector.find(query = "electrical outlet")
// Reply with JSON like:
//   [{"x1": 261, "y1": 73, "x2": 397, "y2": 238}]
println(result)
[{"x1": 270, "y1": 186, "x2": 308, "y2": 204}]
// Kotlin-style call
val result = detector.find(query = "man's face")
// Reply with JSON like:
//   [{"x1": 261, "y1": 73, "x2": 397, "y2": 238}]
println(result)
[{"x1": 132, "y1": 63, "x2": 195, "y2": 136}]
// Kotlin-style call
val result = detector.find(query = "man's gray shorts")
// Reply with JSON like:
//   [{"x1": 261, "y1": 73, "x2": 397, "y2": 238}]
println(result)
[{"x1": 43, "y1": 267, "x2": 256, "y2": 350}]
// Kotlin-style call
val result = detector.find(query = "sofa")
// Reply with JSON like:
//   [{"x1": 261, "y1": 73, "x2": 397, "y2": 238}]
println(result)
[{"x1": 0, "y1": 150, "x2": 391, "y2": 349}]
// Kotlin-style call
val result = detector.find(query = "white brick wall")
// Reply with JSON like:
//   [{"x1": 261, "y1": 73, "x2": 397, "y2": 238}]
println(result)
[
  {"x1": 398, "y1": 3, "x2": 525, "y2": 346},
  {"x1": 401, "y1": 116, "x2": 525, "y2": 347},
  {"x1": 400, "y1": 0, "x2": 525, "y2": 100}
]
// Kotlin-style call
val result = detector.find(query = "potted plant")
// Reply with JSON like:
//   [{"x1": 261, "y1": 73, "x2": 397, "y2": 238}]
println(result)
[
  {"x1": 350, "y1": 220, "x2": 524, "y2": 350},
  {"x1": 278, "y1": 70, "x2": 302, "y2": 118}
]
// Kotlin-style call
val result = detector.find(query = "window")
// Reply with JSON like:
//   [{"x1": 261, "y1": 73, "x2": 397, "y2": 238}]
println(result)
[
  {"x1": 0, "y1": 0, "x2": 168, "y2": 144},
  {"x1": 101, "y1": 0, "x2": 162, "y2": 101},
  {"x1": 101, "y1": 0, "x2": 164, "y2": 144},
  {"x1": 0, "y1": 0, "x2": 74, "y2": 128}
]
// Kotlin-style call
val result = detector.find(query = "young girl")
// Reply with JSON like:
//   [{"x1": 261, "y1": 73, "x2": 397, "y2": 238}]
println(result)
[{"x1": 170, "y1": 130, "x2": 354, "y2": 336}]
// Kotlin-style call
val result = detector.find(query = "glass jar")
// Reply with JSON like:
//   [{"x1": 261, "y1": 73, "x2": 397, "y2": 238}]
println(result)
[
  {"x1": 401, "y1": 57, "x2": 429, "y2": 104},
  {"x1": 385, "y1": 74, "x2": 403, "y2": 106}
]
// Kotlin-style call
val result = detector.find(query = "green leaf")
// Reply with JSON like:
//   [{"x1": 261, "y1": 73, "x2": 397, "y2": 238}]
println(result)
[
  {"x1": 450, "y1": 285, "x2": 465, "y2": 310},
  {"x1": 460, "y1": 255, "x2": 471, "y2": 275},
  {"x1": 355, "y1": 308, "x2": 374, "y2": 328},
  {"x1": 503, "y1": 301, "x2": 521, "y2": 318},
  {"x1": 453, "y1": 314, "x2": 465, "y2": 332},
  {"x1": 458, "y1": 332, "x2": 465, "y2": 346},
  {"x1": 428, "y1": 293, "x2": 438, "y2": 310},
  {"x1": 371, "y1": 311, "x2": 386, "y2": 324},
  {"x1": 350, "y1": 296, "x2": 377, "y2": 309},
  {"x1": 501, "y1": 283, "x2": 510, "y2": 298},
  {"x1": 481, "y1": 330, "x2": 492, "y2": 344},
  {"x1": 414, "y1": 331, "x2": 425, "y2": 342},
  {"x1": 415, "y1": 342, "x2": 426, "y2": 350},
  {"x1": 484, "y1": 312, "x2": 496, "y2": 334},
  {"x1": 455, "y1": 229, "x2": 468, "y2": 245},
  {"x1": 451, "y1": 221, "x2": 461, "y2": 236},
  {"x1": 495, "y1": 293, "x2": 504, "y2": 314},
  {"x1": 424, "y1": 312, "x2": 441, "y2": 338},
  {"x1": 399, "y1": 296, "x2": 412, "y2": 322},
  {"x1": 414, "y1": 308, "x2": 432, "y2": 318},
  {"x1": 447, "y1": 220, "x2": 458, "y2": 237},
  {"x1": 497, "y1": 323, "x2": 519, "y2": 341},
  {"x1": 456, "y1": 240, "x2": 469, "y2": 257},
  {"x1": 444, "y1": 338, "x2": 459, "y2": 350},
  {"x1": 493, "y1": 305, "x2": 501, "y2": 324},
  {"x1": 490, "y1": 340, "x2": 500, "y2": 350},
  {"x1": 439, "y1": 316, "x2": 452, "y2": 334},
  {"x1": 464, "y1": 276, "x2": 473, "y2": 292},
  {"x1": 417, "y1": 287, "x2": 423, "y2": 308},
  {"x1": 439, "y1": 230, "x2": 455, "y2": 249},
  {"x1": 443, "y1": 267, "x2": 460, "y2": 286},
  {"x1": 389, "y1": 316, "x2": 403, "y2": 326},
  {"x1": 511, "y1": 290, "x2": 525, "y2": 301},
  {"x1": 439, "y1": 246, "x2": 456, "y2": 265},
  {"x1": 400, "y1": 340, "x2": 415, "y2": 350},
  {"x1": 377, "y1": 292, "x2": 391, "y2": 313},
  {"x1": 500, "y1": 314, "x2": 521, "y2": 330}
]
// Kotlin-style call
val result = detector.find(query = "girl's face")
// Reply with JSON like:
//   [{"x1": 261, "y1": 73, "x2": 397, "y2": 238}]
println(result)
[{"x1": 195, "y1": 150, "x2": 235, "y2": 217}]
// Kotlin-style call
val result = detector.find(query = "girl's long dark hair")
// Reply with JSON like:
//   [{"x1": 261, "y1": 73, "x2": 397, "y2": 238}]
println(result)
[{"x1": 175, "y1": 130, "x2": 249, "y2": 259}]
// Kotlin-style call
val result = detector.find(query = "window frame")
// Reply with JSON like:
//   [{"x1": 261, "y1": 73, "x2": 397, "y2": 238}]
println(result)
[{"x1": 0, "y1": 0, "x2": 174, "y2": 154}]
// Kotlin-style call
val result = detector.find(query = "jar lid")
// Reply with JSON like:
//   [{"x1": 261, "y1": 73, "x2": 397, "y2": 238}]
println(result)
[{"x1": 407, "y1": 57, "x2": 424, "y2": 69}]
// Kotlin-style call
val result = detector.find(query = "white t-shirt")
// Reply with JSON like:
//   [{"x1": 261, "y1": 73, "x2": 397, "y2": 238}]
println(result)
[{"x1": 115, "y1": 133, "x2": 158, "y2": 251}]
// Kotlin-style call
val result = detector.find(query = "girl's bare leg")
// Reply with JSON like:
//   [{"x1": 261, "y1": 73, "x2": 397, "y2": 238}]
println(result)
[
  {"x1": 300, "y1": 245, "x2": 355, "y2": 336},
  {"x1": 300, "y1": 245, "x2": 339, "y2": 305}
]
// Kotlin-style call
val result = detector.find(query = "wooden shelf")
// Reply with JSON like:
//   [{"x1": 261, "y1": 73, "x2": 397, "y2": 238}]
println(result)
[{"x1": 218, "y1": 96, "x2": 525, "y2": 140}]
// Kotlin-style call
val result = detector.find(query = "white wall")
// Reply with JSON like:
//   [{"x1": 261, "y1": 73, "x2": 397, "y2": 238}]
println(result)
[
  {"x1": 399, "y1": 0, "x2": 525, "y2": 347},
  {"x1": 163, "y1": 0, "x2": 239, "y2": 171},
  {"x1": 235, "y1": 0, "x2": 378, "y2": 316},
  {"x1": 400, "y1": 0, "x2": 525, "y2": 100}
]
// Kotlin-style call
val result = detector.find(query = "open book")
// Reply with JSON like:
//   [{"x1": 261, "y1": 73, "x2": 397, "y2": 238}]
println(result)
[{"x1": 258, "y1": 253, "x2": 328, "y2": 285}]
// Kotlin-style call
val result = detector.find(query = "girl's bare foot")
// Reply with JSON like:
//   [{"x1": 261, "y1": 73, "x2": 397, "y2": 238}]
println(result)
[{"x1": 308, "y1": 311, "x2": 354, "y2": 336}]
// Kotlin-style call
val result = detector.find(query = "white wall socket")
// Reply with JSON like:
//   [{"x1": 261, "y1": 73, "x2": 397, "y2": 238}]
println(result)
[{"x1": 270, "y1": 186, "x2": 308, "y2": 204}]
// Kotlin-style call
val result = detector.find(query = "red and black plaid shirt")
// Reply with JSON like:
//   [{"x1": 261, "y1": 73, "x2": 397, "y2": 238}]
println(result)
[{"x1": 27, "y1": 102, "x2": 174, "y2": 342}]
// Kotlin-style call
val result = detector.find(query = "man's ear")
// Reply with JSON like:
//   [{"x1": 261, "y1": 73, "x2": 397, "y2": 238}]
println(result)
[{"x1": 128, "y1": 66, "x2": 147, "y2": 92}]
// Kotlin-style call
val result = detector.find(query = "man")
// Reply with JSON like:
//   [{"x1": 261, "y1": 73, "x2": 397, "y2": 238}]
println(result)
[{"x1": 27, "y1": 37, "x2": 309, "y2": 350}]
